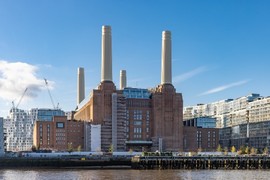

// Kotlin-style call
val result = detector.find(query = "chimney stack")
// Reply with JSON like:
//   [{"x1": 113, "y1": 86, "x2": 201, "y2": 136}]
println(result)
[
  {"x1": 120, "y1": 70, "x2": 127, "y2": 89},
  {"x1": 101, "y1": 25, "x2": 112, "y2": 82},
  {"x1": 161, "y1": 31, "x2": 172, "y2": 85},
  {"x1": 77, "y1": 67, "x2": 85, "y2": 105}
]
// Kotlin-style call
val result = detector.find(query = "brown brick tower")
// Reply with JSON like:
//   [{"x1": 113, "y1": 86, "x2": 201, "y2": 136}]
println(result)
[
  {"x1": 74, "y1": 26, "x2": 126, "y2": 151},
  {"x1": 151, "y1": 31, "x2": 183, "y2": 152}
]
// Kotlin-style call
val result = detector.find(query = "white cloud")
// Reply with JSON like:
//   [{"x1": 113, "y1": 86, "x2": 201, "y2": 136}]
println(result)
[
  {"x1": 173, "y1": 66, "x2": 207, "y2": 84},
  {"x1": 0, "y1": 60, "x2": 54, "y2": 104},
  {"x1": 199, "y1": 79, "x2": 250, "y2": 96}
]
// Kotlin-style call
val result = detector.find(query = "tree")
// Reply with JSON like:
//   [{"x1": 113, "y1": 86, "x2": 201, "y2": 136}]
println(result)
[
  {"x1": 237, "y1": 146, "x2": 246, "y2": 155},
  {"x1": 263, "y1": 147, "x2": 269, "y2": 155},
  {"x1": 231, "y1": 146, "x2": 236, "y2": 153},
  {"x1": 108, "y1": 144, "x2": 114, "y2": 153},
  {"x1": 32, "y1": 145, "x2": 37, "y2": 152},
  {"x1": 250, "y1": 147, "x2": 257, "y2": 155},
  {"x1": 67, "y1": 142, "x2": 73, "y2": 153},
  {"x1": 77, "y1": 145, "x2": 81, "y2": 152},
  {"x1": 217, "y1": 144, "x2": 222, "y2": 152},
  {"x1": 245, "y1": 146, "x2": 250, "y2": 154},
  {"x1": 224, "y1": 147, "x2": 228, "y2": 155}
]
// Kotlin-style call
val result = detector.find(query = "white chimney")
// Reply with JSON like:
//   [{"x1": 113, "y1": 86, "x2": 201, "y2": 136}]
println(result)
[
  {"x1": 161, "y1": 31, "x2": 172, "y2": 85},
  {"x1": 120, "y1": 70, "x2": 127, "y2": 89},
  {"x1": 101, "y1": 25, "x2": 112, "y2": 82},
  {"x1": 77, "y1": 67, "x2": 85, "y2": 105}
]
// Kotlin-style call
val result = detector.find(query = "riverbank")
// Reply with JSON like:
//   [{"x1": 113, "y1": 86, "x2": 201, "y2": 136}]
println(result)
[
  {"x1": 0, "y1": 157, "x2": 131, "y2": 169},
  {"x1": 2, "y1": 155, "x2": 270, "y2": 170}
]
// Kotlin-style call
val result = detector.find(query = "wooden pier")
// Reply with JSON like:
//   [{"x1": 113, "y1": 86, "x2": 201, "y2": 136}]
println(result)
[{"x1": 131, "y1": 156, "x2": 270, "y2": 170}]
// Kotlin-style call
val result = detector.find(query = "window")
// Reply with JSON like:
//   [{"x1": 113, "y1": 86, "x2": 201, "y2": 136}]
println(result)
[
  {"x1": 134, "y1": 127, "x2": 142, "y2": 134},
  {"x1": 133, "y1": 110, "x2": 142, "y2": 120},
  {"x1": 134, "y1": 121, "x2": 142, "y2": 125},
  {"x1": 56, "y1": 122, "x2": 64, "y2": 128},
  {"x1": 127, "y1": 110, "x2": 129, "y2": 119}
]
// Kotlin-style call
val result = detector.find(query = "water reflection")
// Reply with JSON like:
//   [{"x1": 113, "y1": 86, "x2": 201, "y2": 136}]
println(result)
[{"x1": 0, "y1": 169, "x2": 270, "y2": 180}]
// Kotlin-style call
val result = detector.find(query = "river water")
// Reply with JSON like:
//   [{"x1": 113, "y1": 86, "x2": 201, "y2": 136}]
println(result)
[{"x1": 0, "y1": 169, "x2": 269, "y2": 180}]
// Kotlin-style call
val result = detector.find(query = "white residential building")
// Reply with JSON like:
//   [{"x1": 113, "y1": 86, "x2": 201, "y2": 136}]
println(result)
[
  {"x1": 184, "y1": 94, "x2": 261, "y2": 128},
  {"x1": 0, "y1": 117, "x2": 4, "y2": 155},
  {"x1": 4, "y1": 108, "x2": 34, "y2": 151}
]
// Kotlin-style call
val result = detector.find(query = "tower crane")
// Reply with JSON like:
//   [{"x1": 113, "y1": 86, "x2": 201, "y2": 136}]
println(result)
[
  {"x1": 10, "y1": 88, "x2": 28, "y2": 120},
  {"x1": 16, "y1": 88, "x2": 28, "y2": 109},
  {"x1": 11, "y1": 88, "x2": 28, "y2": 109},
  {"x1": 44, "y1": 78, "x2": 58, "y2": 109}
]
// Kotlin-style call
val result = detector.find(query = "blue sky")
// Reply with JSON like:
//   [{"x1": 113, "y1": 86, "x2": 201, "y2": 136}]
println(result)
[{"x1": 1, "y1": 0, "x2": 270, "y2": 117}]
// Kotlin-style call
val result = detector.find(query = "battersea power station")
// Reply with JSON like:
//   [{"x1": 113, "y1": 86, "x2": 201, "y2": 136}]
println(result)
[{"x1": 74, "y1": 26, "x2": 218, "y2": 153}]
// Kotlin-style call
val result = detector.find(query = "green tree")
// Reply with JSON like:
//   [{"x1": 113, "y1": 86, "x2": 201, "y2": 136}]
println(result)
[
  {"x1": 217, "y1": 144, "x2": 222, "y2": 152},
  {"x1": 31, "y1": 145, "x2": 37, "y2": 152},
  {"x1": 231, "y1": 146, "x2": 236, "y2": 153},
  {"x1": 108, "y1": 144, "x2": 114, "y2": 153},
  {"x1": 240, "y1": 146, "x2": 246, "y2": 154}
]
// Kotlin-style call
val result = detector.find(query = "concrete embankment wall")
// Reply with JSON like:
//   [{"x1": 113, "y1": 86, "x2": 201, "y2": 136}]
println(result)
[{"x1": 0, "y1": 158, "x2": 131, "y2": 168}]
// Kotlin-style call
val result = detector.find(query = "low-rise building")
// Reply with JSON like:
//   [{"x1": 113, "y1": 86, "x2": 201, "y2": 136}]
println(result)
[
  {"x1": 184, "y1": 120, "x2": 219, "y2": 152},
  {"x1": 33, "y1": 116, "x2": 84, "y2": 151}
]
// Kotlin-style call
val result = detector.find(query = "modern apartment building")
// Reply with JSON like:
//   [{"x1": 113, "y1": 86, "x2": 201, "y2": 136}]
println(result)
[
  {"x1": 184, "y1": 94, "x2": 270, "y2": 151},
  {"x1": 4, "y1": 108, "x2": 33, "y2": 151},
  {"x1": 183, "y1": 94, "x2": 260, "y2": 128}
]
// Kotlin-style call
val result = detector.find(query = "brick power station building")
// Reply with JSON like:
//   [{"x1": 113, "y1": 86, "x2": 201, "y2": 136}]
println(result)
[{"x1": 74, "y1": 26, "x2": 183, "y2": 152}]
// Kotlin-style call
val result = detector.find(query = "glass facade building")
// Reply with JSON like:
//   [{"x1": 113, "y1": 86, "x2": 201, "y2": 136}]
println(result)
[
  {"x1": 30, "y1": 108, "x2": 65, "y2": 121},
  {"x1": 123, "y1": 88, "x2": 151, "y2": 99}
]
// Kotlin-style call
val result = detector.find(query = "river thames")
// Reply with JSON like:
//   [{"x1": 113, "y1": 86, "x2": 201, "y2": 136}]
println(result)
[{"x1": 0, "y1": 169, "x2": 270, "y2": 180}]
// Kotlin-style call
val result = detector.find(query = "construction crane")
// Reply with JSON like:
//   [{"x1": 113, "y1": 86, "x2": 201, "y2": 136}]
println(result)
[
  {"x1": 44, "y1": 78, "x2": 57, "y2": 109},
  {"x1": 10, "y1": 88, "x2": 28, "y2": 119},
  {"x1": 16, "y1": 88, "x2": 28, "y2": 108},
  {"x1": 11, "y1": 88, "x2": 28, "y2": 109}
]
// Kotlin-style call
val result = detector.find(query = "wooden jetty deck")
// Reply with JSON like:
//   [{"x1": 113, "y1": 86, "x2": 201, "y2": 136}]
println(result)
[{"x1": 131, "y1": 156, "x2": 270, "y2": 170}]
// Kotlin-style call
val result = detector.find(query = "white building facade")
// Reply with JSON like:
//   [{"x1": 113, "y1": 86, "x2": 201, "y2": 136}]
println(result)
[
  {"x1": 4, "y1": 108, "x2": 34, "y2": 151},
  {"x1": 184, "y1": 94, "x2": 261, "y2": 128},
  {"x1": 0, "y1": 117, "x2": 4, "y2": 155}
]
